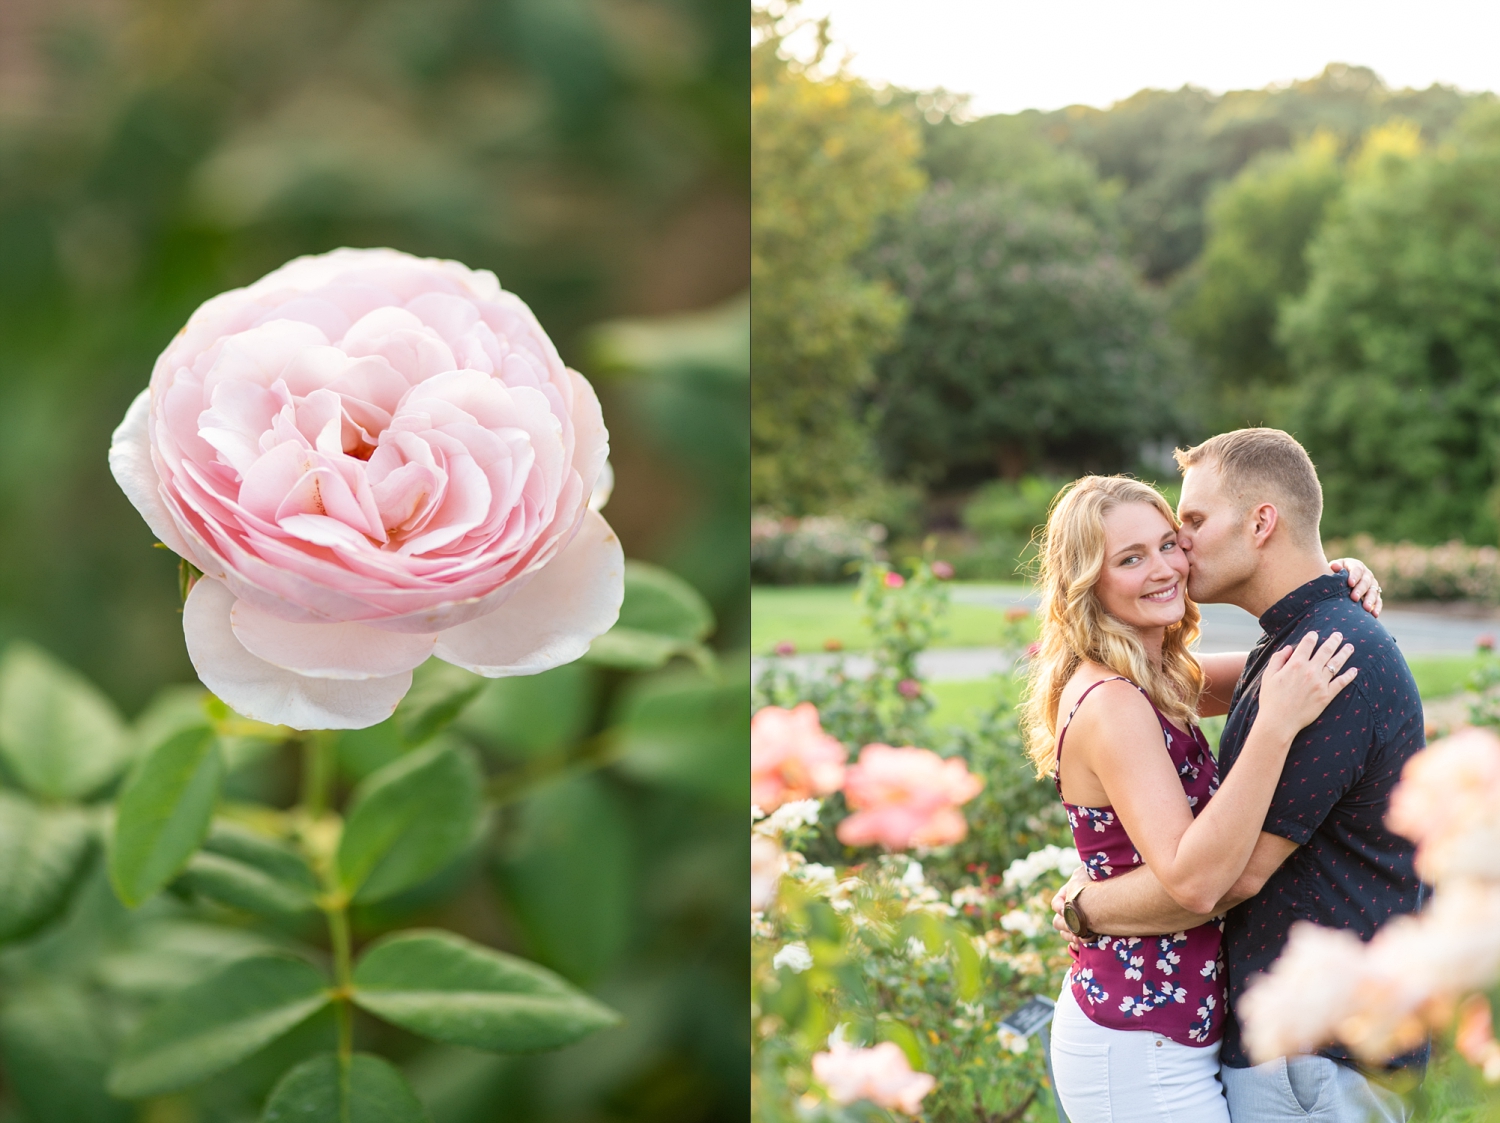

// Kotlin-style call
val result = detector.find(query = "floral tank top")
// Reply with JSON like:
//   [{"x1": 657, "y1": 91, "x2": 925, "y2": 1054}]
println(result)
[{"x1": 1053, "y1": 677, "x2": 1227, "y2": 1047}]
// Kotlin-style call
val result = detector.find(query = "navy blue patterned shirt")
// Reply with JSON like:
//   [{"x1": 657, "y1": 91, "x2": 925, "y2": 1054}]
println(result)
[{"x1": 1217, "y1": 574, "x2": 1427, "y2": 1069}]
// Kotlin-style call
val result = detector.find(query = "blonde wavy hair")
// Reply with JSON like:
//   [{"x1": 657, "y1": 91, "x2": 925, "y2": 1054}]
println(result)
[{"x1": 1020, "y1": 475, "x2": 1204, "y2": 778}]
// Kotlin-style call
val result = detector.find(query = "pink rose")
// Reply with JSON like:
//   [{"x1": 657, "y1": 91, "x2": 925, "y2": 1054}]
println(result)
[
  {"x1": 883, "y1": 571, "x2": 905, "y2": 589},
  {"x1": 811, "y1": 1040, "x2": 935, "y2": 1115},
  {"x1": 930, "y1": 560, "x2": 954, "y2": 580},
  {"x1": 750, "y1": 703, "x2": 847, "y2": 811},
  {"x1": 837, "y1": 744, "x2": 982, "y2": 849},
  {"x1": 110, "y1": 248, "x2": 622, "y2": 729}
]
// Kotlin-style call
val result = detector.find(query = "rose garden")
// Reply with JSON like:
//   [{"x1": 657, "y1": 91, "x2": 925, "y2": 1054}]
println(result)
[{"x1": 753, "y1": 5, "x2": 1500, "y2": 1116}]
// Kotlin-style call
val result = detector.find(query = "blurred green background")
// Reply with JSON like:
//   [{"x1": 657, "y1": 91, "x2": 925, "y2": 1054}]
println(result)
[{"x1": 0, "y1": 2, "x2": 748, "y2": 1121}]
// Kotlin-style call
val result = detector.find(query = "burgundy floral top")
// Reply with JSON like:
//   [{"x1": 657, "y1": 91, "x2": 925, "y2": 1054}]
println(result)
[{"x1": 1053, "y1": 677, "x2": 1227, "y2": 1047}]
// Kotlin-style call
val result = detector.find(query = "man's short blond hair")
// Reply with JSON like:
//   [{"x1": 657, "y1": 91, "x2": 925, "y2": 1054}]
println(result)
[{"x1": 1174, "y1": 428, "x2": 1324, "y2": 547}]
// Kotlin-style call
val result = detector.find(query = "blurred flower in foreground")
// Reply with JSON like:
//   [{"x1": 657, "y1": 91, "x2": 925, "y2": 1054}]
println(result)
[
  {"x1": 931, "y1": 560, "x2": 954, "y2": 580},
  {"x1": 884, "y1": 571, "x2": 905, "y2": 589},
  {"x1": 110, "y1": 247, "x2": 621, "y2": 729},
  {"x1": 811, "y1": 1040, "x2": 935, "y2": 1115},
  {"x1": 1386, "y1": 727, "x2": 1500, "y2": 882},
  {"x1": 896, "y1": 678, "x2": 921, "y2": 699},
  {"x1": 773, "y1": 641, "x2": 796, "y2": 656},
  {"x1": 1456, "y1": 995, "x2": 1500, "y2": 1081},
  {"x1": 1477, "y1": 633, "x2": 1495, "y2": 653},
  {"x1": 837, "y1": 744, "x2": 982, "y2": 849},
  {"x1": 751, "y1": 835, "x2": 786, "y2": 912},
  {"x1": 1241, "y1": 728, "x2": 1500, "y2": 1068},
  {"x1": 751, "y1": 703, "x2": 848, "y2": 811}
]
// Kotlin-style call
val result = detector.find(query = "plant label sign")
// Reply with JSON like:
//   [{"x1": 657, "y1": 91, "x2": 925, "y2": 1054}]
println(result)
[{"x1": 999, "y1": 995, "x2": 1056, "y2": 1038}]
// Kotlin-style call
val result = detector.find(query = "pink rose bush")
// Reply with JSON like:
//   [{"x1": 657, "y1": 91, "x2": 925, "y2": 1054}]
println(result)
[
  {"x1": 1241, "y1": 728, "x2": 1500, "y2": 1069},
  {"x1": 752, "y1": 695, "x2": 1066, "y2": 1119},
  {"x1": 110, "y1": 248, "x2": 621, "y2": 729},
  {"x1": 750, "y1": 702, "x2": 847, "y2": 811},
  {"x1": 837, "y1": 744, "x2": 984, "y2": 849},
  {"x1": 811, "y1": 1040, "x2": 936, "y2": 1115}
]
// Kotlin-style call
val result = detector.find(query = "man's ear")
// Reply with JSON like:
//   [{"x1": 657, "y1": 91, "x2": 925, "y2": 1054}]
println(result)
[{"x1": 1248, "y1": 502, "x2": 1279, "y2": 549}]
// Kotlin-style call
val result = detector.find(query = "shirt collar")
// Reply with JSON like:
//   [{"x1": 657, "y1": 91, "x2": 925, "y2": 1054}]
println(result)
[{"x1": 1257, "y1": 573, "x2": 1349, "y2": 635}]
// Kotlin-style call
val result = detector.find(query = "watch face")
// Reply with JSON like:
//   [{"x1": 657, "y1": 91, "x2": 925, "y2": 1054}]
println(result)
[{"x1": 1063, "y1": 903, "x2": 1082, "y2": 935}]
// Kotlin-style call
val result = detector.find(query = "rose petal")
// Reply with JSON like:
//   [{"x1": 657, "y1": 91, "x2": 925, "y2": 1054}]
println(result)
[
  {"x1": 110, "y1": 389, "x2": 194, "y2": 557},
  {"x1": 183, "y1": 577, "x2": 410, "y2": 729},
  {"x1": 433, "y1": 508, "x2": 623, "y2": 676},
  {"x1": 230, "y1": 596, "x2": 436, "y2": 679}
]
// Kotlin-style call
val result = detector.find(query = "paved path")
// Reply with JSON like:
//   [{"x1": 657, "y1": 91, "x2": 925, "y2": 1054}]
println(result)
[{"x1": 757, "y1": 585, "x2": 1500, "y2": 683}]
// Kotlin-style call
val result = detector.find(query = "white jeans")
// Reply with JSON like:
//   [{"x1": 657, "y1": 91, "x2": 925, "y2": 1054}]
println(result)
[{"x1": 1050, "y1": 982, "x2": 1231, "y2": 1123}]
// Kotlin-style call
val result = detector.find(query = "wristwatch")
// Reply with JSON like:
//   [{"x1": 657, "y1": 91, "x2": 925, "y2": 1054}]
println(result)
[{"x1": 1062, "y1": 882, "x2": 1097, "y2": 941}]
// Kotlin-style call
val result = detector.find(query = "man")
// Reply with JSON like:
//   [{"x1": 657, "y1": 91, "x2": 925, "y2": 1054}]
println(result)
[{"x1": 1052, "y1": 429, "x2": 1426, "y2": 1121}]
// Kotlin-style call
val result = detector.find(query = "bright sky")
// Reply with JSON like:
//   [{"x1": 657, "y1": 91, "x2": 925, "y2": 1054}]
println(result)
[{"x1": 789, "y1": 0, "x2": 1500, "y2": 116}]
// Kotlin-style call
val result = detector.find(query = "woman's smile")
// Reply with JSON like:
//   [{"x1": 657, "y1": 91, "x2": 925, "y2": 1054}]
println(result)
[{"x1": 1142, "y1": 582, "x2": 1180, "y2": 604}]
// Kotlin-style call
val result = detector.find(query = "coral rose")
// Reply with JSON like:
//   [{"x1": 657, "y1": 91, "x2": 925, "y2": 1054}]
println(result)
[
  {"x1": 110, "y1": 247, "x2": 622, "y2": 729},
  {"x1": 837, "y1": 744, "x2": 982, "y2": 849},
  {"x1": 750, "y1": 703, "x2": 847, "y2": 811},
  {"x1": 811, "y1": 1040, "x2": 935, "y2": 1115}
]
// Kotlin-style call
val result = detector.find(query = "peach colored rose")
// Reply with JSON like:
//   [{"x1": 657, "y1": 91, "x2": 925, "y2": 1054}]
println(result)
[
  {"x1": 110, "y1": 248, "x2": 621, "y2": 729},
  {"x1": 1387, "y1": 727, "x2": 1500, "y2": 882},
  {"x1": 1242, "y1": 884, "x2": 1500, "y2": 1064},
  {"x1": 811, "y1": 1040, "x2": 935, "y2": 1115},
  {"x1": 1456, "y1": 995, "x2": 1500, "y2": 1081},
  {"x1": 837, "y1": 744, "x2": 982, "y2": 849},
  {"x1": 750, "y1": 703, "x2": 847, "y2": 811}
]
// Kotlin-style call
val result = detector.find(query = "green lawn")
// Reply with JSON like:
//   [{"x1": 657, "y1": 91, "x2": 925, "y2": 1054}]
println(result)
[
  {"x1": 1407, "y1": 654, "x2": 1484, "y2": 700},
  {"x1": 922, "y1": 655, "x2": 1482, "y2": 736},
  {"x1": 751, "y1": 583, "x2": 1030, "y2": 654}
]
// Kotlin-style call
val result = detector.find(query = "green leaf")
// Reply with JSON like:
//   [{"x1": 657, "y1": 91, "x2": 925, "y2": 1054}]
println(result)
[
  {"x1": 612, "y1": 662, "x2": 749, "y2": 803},
  {"x1": 109, "y1": 726, "x2": 224, "y2": 907},
  {"x1": 262, "y1": 1052, "x2": 432, "y2": 1123},
  {"x1": 0, "y1": 791, "x2": 94, "y2": 944},
  {"x1": 107, "y1": 954, "x2": 330, "y2": 1098},
  {"x1": 338, "y1": 718, "x2": 406, "y2": 782},
  {"x1": 351, "y1": 930, "x2": 620, "y2": 1052},
  {"x1": 0, "y1": 641, "x2": 130, "y2": 800},
  {"x1": 584, "y1": 562, "x2": 715, "y2": 671},
  {"x1": 496, "y1": 775, "x2": 633, "y2": 983},
  {"x1": 130, "y1": 685, "x2": 212, "y2": 755},
  {"x1": 394, "y1": 660, "x2": 485, "y2": 746},
  {"x1": 0, "y1": 983, "x2": 133, "y2": 1123},
  {"x1": 455, "y1": 663, "x2": 595, "y2": 761},
  {"x1": 336, "y1": 741, "x2": 483, "y2": 904},
  {"x1": 177, "y1": 820, "x2": 318, "y2": 919}
]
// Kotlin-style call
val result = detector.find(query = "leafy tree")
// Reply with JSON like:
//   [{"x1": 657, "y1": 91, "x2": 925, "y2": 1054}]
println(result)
[
  {"x1": 750, "y1": 7, "x2": 925, "y2": 515},
  {"x1": 1280, "y1": 109, "x2": 1500, "y2": 543},
  {"x1": 866, "y1": 185, "x2": 1186, "y2": 485},
  {"x1": 1042, "y1": 65, "x2": 1475, "y2": 281},
  {"x1": 1177, "y1": 132, "x2": 1345, "y2": 424},
  {"x1": 920, "y1": 108, "x2": 1116, "y2": 227}
]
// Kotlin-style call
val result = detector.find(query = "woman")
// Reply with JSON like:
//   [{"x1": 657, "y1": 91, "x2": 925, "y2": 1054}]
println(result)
[{"x1": 1019, "y1": 476, "x2": 1373, "y2": 1121}]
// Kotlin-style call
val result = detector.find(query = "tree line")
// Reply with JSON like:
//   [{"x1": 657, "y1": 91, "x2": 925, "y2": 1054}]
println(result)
[{"x1": 752, "y1": 7, "x2": 1500, "y2": 546}]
